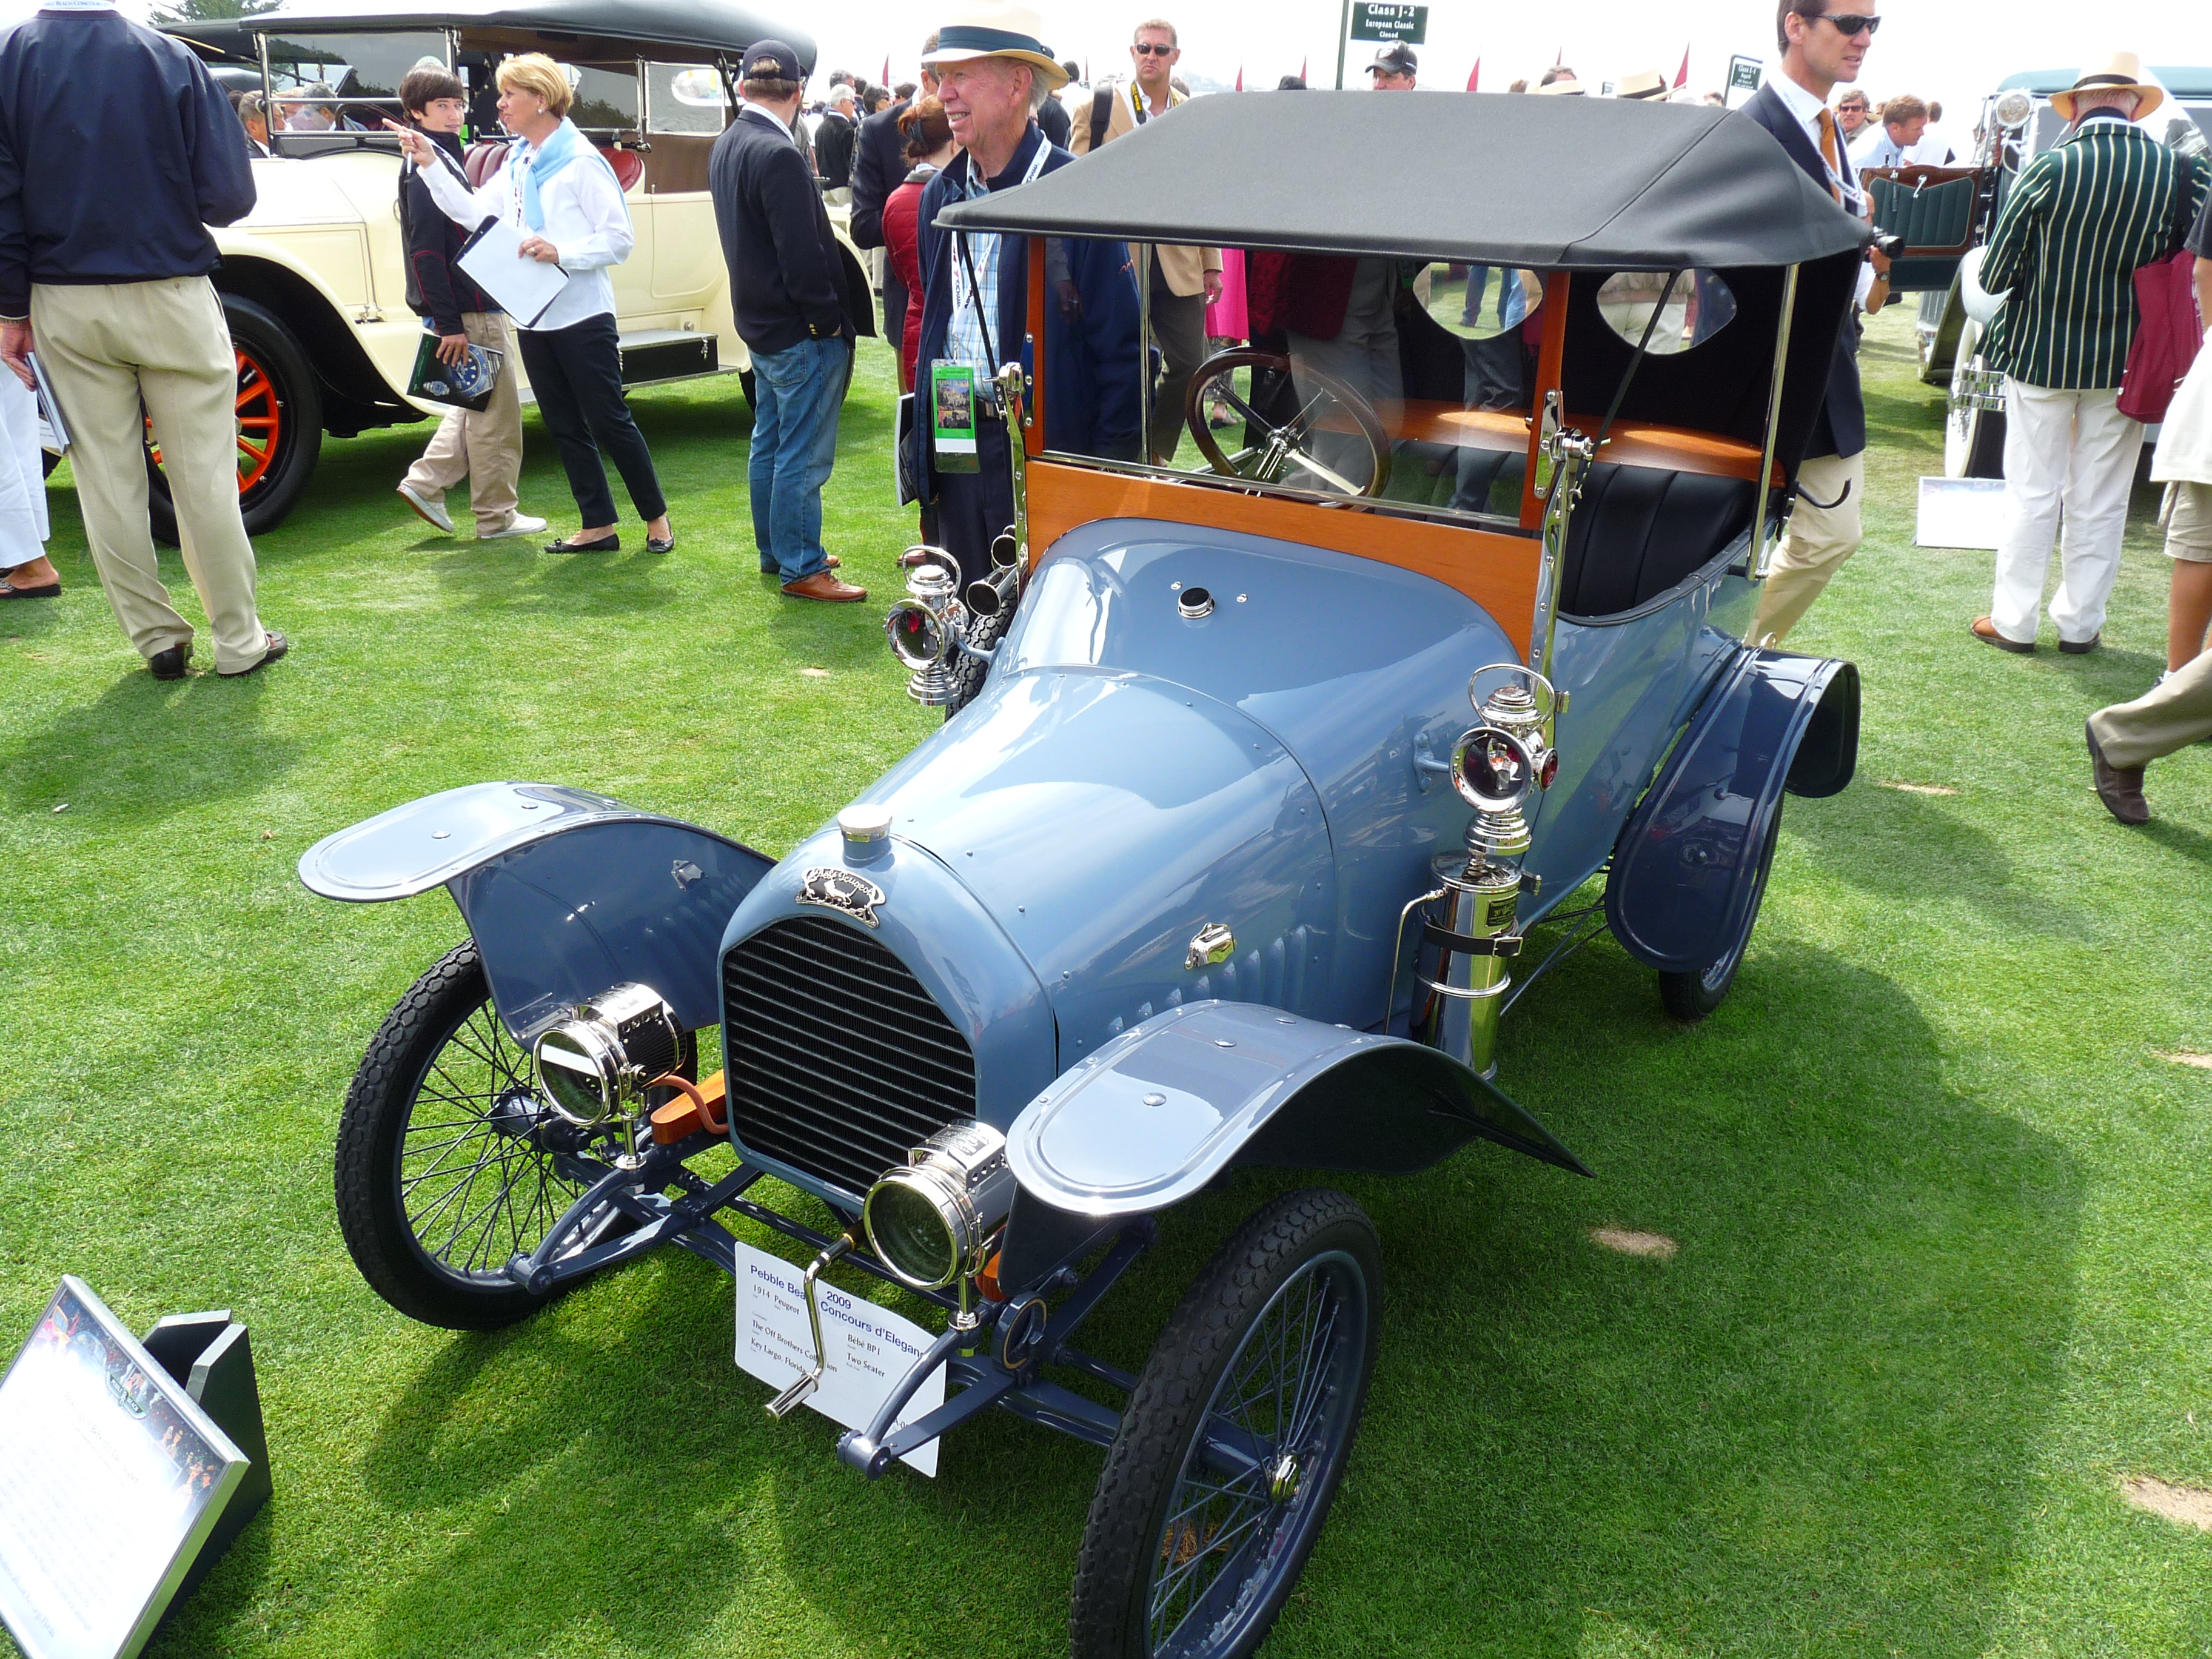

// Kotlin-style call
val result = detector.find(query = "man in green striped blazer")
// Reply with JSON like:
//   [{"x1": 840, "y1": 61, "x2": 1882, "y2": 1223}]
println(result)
[{"x1": 1971, "y1": 54, "x2": 2210, "y2": 655}]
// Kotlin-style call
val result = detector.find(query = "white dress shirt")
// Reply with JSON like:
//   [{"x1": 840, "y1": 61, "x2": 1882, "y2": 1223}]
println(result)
[
  {"x1": 1769, "y1": 72, "x2": 1876, "y2": 306},
  {"x1": 418, "y1": 130, "x2": 633, "y2": 332},
  {"x1": 1849, "y1": 128, "x2": 1909, "y2": 170}
]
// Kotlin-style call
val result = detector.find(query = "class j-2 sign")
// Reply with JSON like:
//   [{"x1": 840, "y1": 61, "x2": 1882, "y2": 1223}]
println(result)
[{"x1": 1349, "y1": 1, "x2": 1426, "y2": 44}]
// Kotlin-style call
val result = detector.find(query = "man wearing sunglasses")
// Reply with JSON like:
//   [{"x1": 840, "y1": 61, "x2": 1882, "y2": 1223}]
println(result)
[
  {"x1": 1740, "y1": 0, "x2": 1882, "y2": 647},
  {"x1": 1834, "y1": 88, "x2": 1872, "y2": 144},
  {"x1": 1073, "y1": 19, "x2": 1222, "y2": 464}
]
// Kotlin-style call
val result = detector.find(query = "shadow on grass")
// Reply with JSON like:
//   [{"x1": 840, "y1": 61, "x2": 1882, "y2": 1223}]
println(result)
[
  {"x1": 2, "y1": 666, "x2": 298, "y2": 819},
  {"x1": 286, "y1": 940, "x2": 2081, "y2": 1659},
  {"x1": 1785, "y1": 773, "x2": 2073, "y2": 933},
  {"x1": 424, "y1": 543, "x2": 691, "y2": 616}
]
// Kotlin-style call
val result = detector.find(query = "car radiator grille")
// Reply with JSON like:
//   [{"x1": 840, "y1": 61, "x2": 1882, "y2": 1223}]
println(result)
[{"x1": 721, "y1": 916, "x2": 976, "y2": 1198}]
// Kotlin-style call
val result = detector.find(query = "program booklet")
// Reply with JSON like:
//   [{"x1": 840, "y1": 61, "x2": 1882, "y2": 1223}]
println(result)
[{"x1": 406, "y1": 329, "x2": 506, "y2": 413}]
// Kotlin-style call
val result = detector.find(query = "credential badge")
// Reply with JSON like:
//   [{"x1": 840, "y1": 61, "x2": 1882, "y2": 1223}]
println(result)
[{"x1": 797, "y1": 866, "x2": 887, "y2": 927}]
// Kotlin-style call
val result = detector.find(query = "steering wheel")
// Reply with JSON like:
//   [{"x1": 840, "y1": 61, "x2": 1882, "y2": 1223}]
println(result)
[{"x1": 1182, "y1": 347, "x2": 1390, "y2": 498}]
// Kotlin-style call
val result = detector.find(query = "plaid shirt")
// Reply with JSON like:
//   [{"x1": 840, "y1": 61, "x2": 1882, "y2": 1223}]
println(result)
[{"x1": 1982, "y1": 115, "x2": 2210, "y2": 390}]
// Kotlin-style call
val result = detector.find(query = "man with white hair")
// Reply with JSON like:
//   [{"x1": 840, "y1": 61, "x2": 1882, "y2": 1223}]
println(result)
[
  {"x1": 1971, "y1": 55, "x2": 2210, "y2": 654},
  {"x1": 911, "y1": 5, "x2": 1142, "y2": 592},
  {"x1": 813, "y1": 82, "x2": 859, "y2": 203}
]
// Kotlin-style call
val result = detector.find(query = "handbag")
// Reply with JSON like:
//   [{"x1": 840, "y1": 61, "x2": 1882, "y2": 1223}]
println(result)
[{"x1": 2117, "y1": 176, "x2": 2207, "y2": 426}]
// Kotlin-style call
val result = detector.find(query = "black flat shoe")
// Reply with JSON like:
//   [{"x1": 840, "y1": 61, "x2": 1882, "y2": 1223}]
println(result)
[
  {"x1": 546, "y1": 533, "x2": 620, "y2": 553},
  {"x1": 220, "y1": 630, "x2": 289, "y2": 677},
  {"x1": 646, "y1": 534, "x2": 675, "y2": 554},
  {"x1": 149, "y1": 640, "x2": 192, "y2": 680},
  {"x1": 0, "y1": 578, "x2": 59, "y2": 600}
]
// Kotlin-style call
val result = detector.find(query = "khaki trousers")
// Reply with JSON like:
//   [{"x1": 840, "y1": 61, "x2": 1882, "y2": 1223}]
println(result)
[
  {"x1": 2089, "y1": 648, "x2": 2212, "y2": 769},
  {"x1": 399, "y1": 312, "x2": 523, "y2": 534},
  {"x1": 1750, "y1": 450, "x2": 1865, "y2": 647},
  {"x1": 32, "y1": 277, "x2": 266, "y2": 671}
]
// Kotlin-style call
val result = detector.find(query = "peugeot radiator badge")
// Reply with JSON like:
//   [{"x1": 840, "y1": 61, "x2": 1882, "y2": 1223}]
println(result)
[{"x1": 797, "y1": 866, "x2": 887, "y2": 927}]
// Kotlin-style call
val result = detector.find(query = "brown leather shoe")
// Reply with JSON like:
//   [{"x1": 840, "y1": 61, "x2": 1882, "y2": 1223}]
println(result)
[
  {"x1": 1971, "y1": 616, "x2": 2034, "y2": 654},
  {"x1": 2085, "y1": 720, "x2": 2148, "y2": 824},
  {"x1": 781, "y1": 571, "x2": 868, "y2": 603}
]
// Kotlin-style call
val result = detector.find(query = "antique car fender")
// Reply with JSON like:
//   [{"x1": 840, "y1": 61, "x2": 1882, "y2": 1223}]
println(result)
[
  {"x1": 999, "y1": 1000, "x2": 1589, "y2": 1273},
  {"x1": 298, "y1": 782, "x2": 772, "y2": 1040},
  {"x1": 1603, "y1": 647, "x2": 1859, "y2": 976}
]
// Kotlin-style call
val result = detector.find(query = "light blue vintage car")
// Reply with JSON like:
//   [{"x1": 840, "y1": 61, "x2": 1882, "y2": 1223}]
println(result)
[{"x1": 301, "y1": 93, "x2": 1867, "y2": 1659}]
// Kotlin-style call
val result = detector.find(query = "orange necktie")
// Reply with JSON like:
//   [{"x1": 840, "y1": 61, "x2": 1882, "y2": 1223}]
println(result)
[{"x1": 1816, "y1": 109, "x2": 1845, "y2": 204}]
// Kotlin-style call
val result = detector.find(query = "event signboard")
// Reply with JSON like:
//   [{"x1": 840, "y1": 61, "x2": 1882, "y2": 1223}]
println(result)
[
  {"x1": 0, "y1": 1279, "x2": 249, "y2": 1659},
  {"x1": 1347, "y1": 2, "x2": 1426, "y2": 45}
]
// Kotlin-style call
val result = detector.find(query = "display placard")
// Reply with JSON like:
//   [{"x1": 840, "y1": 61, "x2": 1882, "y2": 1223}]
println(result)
[
  {"x1": 734, "y1": 1243, "x2": 947, "y2": 1475},
  {"x1": 0, "y1": 1278, "x2": 247, "y2": 1659},
  {"x1": 1724, "y1": 54, "x2": 1765, "y2": 109},
  {"x1": 1348, "y1": 2, "x2": 1426, "y2": 45}
]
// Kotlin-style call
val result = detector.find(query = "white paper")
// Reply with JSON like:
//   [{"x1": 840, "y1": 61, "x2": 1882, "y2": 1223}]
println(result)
[
  {"x1": 734, "y1": 1242, "x2": 947, "y2": 1475},
  {"x1": 1915, "y1": 475, "x2": 2009, "y2": 550},
  {"x1": 455, "y1": 218, "x2": 569, "y2": 328}
]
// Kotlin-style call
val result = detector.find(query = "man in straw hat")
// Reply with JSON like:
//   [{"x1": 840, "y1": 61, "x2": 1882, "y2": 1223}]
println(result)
[
  {"x1": 1615, "y1": 70, "x2": 1669, "y2": 102},
  {"x1": 1971, "y1": 53, "x2": 2209, "y2": 655},
  {"x1": 910, "y1": 3, "x2": 1143, "y2": 592}
]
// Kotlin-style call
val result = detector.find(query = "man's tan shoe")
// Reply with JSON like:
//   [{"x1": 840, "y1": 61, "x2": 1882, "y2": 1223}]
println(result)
[{"x1": 782, "y1": 571, "x2": 868, "y2": 603}]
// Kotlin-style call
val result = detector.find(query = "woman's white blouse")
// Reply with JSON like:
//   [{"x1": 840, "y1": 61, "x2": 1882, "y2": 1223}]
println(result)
[{"x1": 419, "y1": 138, "x2": 632, "y2": 332}]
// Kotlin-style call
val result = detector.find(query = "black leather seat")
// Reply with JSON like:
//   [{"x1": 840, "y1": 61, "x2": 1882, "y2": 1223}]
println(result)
[{"x1": 1556, "y1": 464, "x2": 1755, "y2": 617}]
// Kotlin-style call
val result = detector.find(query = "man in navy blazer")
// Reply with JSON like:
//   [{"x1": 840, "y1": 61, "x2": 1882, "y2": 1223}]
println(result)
[{"x1": 1738, "y1": 1, "x2": 1882, "y2": 646}]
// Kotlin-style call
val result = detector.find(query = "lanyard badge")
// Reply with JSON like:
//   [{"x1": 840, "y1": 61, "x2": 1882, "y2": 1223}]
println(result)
[{"x1": 931, "y1": 361, "x2": 980, "y2": 472}]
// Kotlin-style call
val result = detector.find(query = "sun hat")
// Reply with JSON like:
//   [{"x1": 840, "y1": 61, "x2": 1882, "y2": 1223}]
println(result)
[
  {"x1": 2049, "y1": 52, "x2": 2164, "y2": 122},
  {"x1": 1535, "y1": 76, "x2": 1586, "y2": 97},
  {"x1": 1616, "y1": 69, "x2": 1668, "y2": 101},
  {"x1": 920, "y1": 4, "x2": 1070, "y2": 89}
]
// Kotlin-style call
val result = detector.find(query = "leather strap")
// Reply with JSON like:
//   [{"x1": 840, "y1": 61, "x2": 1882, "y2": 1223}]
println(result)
[{"x1": 1422, "y1": 921, "x2": 1523, "y2": 959}]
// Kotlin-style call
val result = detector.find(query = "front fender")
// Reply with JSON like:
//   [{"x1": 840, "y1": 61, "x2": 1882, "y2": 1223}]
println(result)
[
  {"x1": 300, "y1": 782, "x2": 772, "y2": 1039},
  {"x1": 1003, "y1": 1001, "x2": 1590, "y2": 1228},
  {"x1": 1604, "y1": 648, "x2": 1859, "y2": 976}
]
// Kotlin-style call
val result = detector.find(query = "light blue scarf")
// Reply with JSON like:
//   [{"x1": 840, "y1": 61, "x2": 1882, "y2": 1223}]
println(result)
[{"x1": 517, "y1": 118, "x2": 618, "y2": 232}]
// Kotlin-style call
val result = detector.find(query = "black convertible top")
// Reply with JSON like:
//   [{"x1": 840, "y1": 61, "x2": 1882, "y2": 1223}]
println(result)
[
  {"x1": 163, "y1": 0, "x2": 809, "y2": 67},
  {"x1": 941, "y1": 92, "x2": 1873, "y2": 270}
]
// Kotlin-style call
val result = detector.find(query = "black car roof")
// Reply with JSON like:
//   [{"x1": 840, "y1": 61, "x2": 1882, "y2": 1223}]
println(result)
[
  {"x1": 938, "y1": 92, "x2": 1872, "y2": 270},
  {"x1": 161, "y1": 0, "x2": 810, "y2": 67}
]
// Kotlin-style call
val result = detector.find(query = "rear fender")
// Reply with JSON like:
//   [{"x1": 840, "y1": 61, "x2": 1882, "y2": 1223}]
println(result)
[
  {"x1": 1604, "y1": 648, "x2": 1858, "y2": 975},
  {"x1": 299, "y1": 782, "x2": 772, "y2": 1039},
  {"x1": 997, "y1": 1001, "x2": 1589, "y2": 1282}
]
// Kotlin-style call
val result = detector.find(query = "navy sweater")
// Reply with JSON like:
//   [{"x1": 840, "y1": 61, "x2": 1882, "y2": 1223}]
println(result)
[
  {"x1": 400, "y1": 132, "x2": 496, "y2": 334},
  {"x1": 709, "y1": 105, "x2": 853, "y2": 356},
  {"x1": 0, "y1": 7, "x2": 255, "y2": 317}
]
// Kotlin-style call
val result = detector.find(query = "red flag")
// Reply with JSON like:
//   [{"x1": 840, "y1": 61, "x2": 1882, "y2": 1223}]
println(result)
[
  {"x1": 1675, "y1": 45, "x2": 1690, "y2": 88},
  {"x1": 1299, "y1": 56, "x2": 1307, "y2": 82},
  {"x1": 1235, "y1": 65, "x2": 1243, "y2": 91},
  {"x1": 1466, "y1": 58, "x2": 1480, "y2": 92},
  {"x1": 881, "y1": 55, "x2": 890, "y2": 89},
  {"x1": 1555, "y1": 46, "x2": 1563, "y2": 65}
]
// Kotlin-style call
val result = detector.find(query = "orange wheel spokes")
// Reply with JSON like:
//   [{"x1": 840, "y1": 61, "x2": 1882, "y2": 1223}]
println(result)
[{"x1": 230, "y1": 347, "x2": 283, "y2": 494}]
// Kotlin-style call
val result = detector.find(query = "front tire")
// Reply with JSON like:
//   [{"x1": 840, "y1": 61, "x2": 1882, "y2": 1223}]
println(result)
[
  {"x1": 1071, "y1": 1188, "x2": 1382, "y2": 1659},
  {"x1": 149, "y1": 294, "x2": 323, "y2": 546},
  {"x1": 1657, "y1": 799, "x2": 1783, "y2": 1022},
  {"x1": 334, "y1": 941, "x2": 598, "y2": 1330}
]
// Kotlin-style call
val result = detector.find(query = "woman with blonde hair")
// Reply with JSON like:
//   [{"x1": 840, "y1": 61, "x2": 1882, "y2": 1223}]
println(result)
[{"x1": 388, "y1": 53, "x2": 674, "y2": 553}]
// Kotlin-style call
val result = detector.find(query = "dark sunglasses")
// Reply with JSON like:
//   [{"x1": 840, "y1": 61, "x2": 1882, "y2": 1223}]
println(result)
[
  {"x1": 1815, "y1": 12, "x2": 1882, "y2": 35},
  {"x1": 1131, "y1": 42, "x2": 1175, "y2": 55}
]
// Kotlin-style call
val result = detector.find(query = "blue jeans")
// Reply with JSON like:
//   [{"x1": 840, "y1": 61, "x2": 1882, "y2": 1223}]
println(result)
[{"x1": 748, "y1": 337, "x2": 846, "y2": 581}]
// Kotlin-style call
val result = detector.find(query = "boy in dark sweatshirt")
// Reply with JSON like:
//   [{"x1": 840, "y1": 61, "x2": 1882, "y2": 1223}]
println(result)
[{"x1": 394, "y1": 65, "x2": 543, "y2": 539}]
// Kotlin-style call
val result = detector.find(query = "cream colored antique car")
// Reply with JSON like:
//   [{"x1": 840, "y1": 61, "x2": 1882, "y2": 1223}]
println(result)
[{"x1": 162, "y1": 0, "x2": 873, "y2": 538}]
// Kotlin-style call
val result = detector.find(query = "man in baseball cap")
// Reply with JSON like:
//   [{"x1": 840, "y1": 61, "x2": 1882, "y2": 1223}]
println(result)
[{"x1": 1368, "y1": 41, "x2": 1416, "y2": 89}]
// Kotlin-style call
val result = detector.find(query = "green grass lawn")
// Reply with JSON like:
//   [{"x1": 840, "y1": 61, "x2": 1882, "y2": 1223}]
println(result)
[{"x1": 4, "y1": 309, "x2": 2210, "y2": 1658}]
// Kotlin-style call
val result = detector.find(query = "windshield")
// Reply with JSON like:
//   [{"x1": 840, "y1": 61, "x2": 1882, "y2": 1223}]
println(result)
[
  {"x1": 1032, "y1": 243, "x2": 1751, "y2": 531},
  {"x1": 263, "y1": 32, "x2": 444, "y2": 141}
]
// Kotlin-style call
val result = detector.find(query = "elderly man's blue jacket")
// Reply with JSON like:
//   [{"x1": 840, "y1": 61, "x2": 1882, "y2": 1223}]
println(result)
[{"x1": 910, "y1": 121, "x2": 1144, "y2": 495}]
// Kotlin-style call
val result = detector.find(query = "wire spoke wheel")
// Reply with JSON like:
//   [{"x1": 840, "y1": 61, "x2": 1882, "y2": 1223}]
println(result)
[
  {"x1": 334, "y1": 940, "x2": 611, "y2": 1329},
  {"x1": 1073, "y1": 1188, "x2": 1381, "y2": 1659}
]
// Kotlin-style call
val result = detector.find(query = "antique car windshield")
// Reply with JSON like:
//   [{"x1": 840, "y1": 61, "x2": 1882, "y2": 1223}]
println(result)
[
  {"x1": 263, "y1": 31, "x2": 445, "y2": 142},
  {"x1": 1040, "y1": 241, "x2": 1748, "y2": 533}
]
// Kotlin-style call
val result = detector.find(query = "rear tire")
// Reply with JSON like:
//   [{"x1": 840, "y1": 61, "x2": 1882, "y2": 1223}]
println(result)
[
  {"x1": 1945, "y1": 323, "x2": 2005, "y2": 481},
  {"x1": 1071, "y1": 1188, "x2": 1381, "y2": 1659},
  {"x1": 1658, "y1": 799, "x2": 1783, "y2": 1022},
  {"x1": 149, "y1": 294, "x2": 323, "y2": 546}
]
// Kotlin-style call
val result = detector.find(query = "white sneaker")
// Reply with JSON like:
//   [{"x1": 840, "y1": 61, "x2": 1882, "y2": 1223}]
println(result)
[
  {"x1": 398, "y1": 483, "x2": 454, "y2": 534},
  {"x1": 479, "y1": 514, "x2": 549, "y2": 540}
]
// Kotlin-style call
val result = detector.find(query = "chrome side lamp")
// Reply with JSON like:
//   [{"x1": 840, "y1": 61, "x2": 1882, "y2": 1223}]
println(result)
[
  {"x1": 885, "y1": 549, "x2": 967, "y2": 706},
  {"x1": 1395, "y1": 665, "x2": 1562, "y2": 1079},
  {"x1": 531, "y1": 982, "x2": 683, "y2": 1170}
]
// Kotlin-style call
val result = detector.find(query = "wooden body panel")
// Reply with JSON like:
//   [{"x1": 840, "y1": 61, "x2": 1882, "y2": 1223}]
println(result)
[{"x1": 1025, "y1": 460, "x2": 1542, "y2": 659}]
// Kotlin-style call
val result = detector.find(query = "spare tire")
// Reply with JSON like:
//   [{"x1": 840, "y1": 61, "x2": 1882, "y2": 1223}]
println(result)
[{"x1": 148, "y1": 293, "x2": 323, "y2": 546}]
